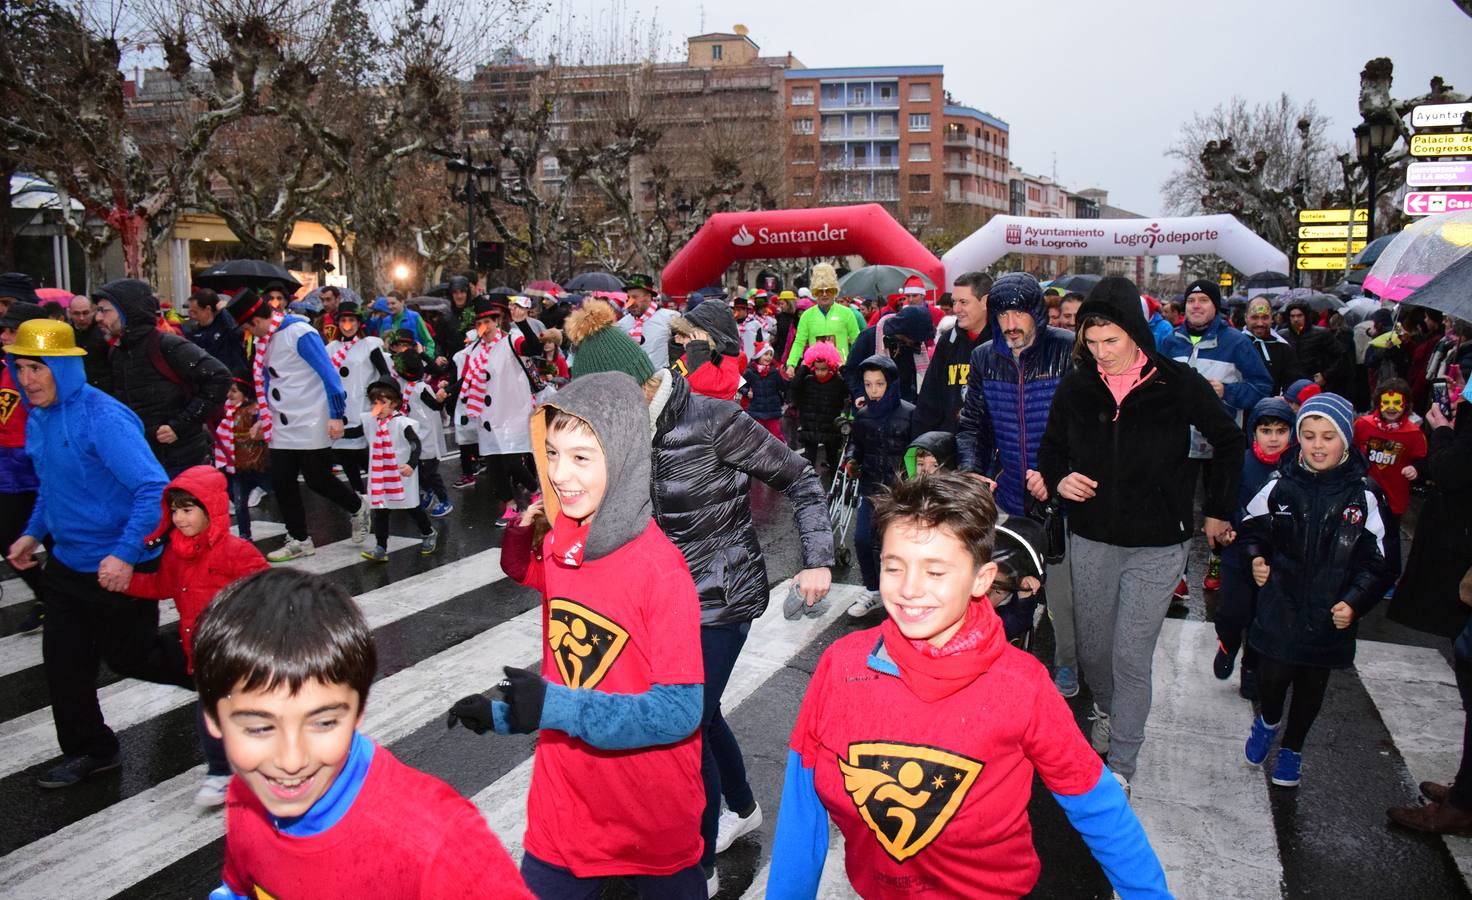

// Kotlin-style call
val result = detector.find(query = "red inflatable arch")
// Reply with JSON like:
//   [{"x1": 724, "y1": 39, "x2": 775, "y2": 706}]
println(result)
[{"x1": 660, "y1": 204, "x2": 944, "y2": 298}]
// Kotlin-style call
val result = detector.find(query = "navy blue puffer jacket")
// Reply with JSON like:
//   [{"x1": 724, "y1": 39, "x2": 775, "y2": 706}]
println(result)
[{"x1": 852, "y1": 355, "x2": 915, "y2": 496}]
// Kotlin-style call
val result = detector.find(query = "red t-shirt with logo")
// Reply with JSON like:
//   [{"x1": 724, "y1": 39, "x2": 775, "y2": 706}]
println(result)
[
  {"x1": 791, "y1": 629, "x2": 1102, "y2": 899},
  {"x1": 521, "y1": 519, "x2": 705, "y2": 877},
  {"x1": 1353, "y1": 414, "x2": 1428, "y2": 516}
]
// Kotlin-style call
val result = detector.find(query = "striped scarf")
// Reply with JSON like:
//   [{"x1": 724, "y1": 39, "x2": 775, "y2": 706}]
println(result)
[
  {"x1": 252, "y1": 312, "x2": 286, "y2": 443},
  {"x1": 368, "y1": 415, "x2": 406, "y2": 508},
  {"x1": 458, "y1": 332, "x2": 502, "y2": 421},
  {"x1": 627, "y1": 307, "x2": 655, "y2": 343},
  {"x1": 330, "y1": 334, "x2": 358, "y2": 369},
  {"x1": 213, "y1": 401, "x2": 238, "y2": 473}
]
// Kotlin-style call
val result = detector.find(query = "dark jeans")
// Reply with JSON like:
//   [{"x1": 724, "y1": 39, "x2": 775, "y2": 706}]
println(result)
[
  {"x1": 1213, "y1": 554, "x2": 1259, "y2": 670},
  {"x1": 801, "y1": 437, "x2": 839, "y2": 472},
  {"x1": 1450, "y1": 619, "x2": 1472, "y2": 810},
  {"x1": 226, "y1": 470, "x2": 270, "y2": 541},
  {"x1": 1256, "y1": 655, "x2": 1332, "y2": 753},
  {"x1": 0, "y1": 490, "x2": 44, "y2": 604},
  {"x1": 855, "y1": 496, "x2": 879, "y2": 591},
  {"x1": 459, "y1": 444, "x2": 479, "y2": 477},
  {"x1": 269, "y1": 448, "x2": 361, "y2": 541},
  {"x1": 195, "y1": 699, "x2": 229, "y2": 776},
  {"x1": 333, "y1": 447, "x2": 369, "y2": 495},
  {"x1": 1385, "y1": 511, "x2": 1403, "y2": 580},
  {"x1": 42, "y1": 558, "x2": 192, "y2": 758},
  {"x1": 520, "y1": 852, "x2": 706, "y2": 900},
  {"x1": 482, "y1": 453, "x2": 538, "y2": 502},
  {"x1": 700, "y1": 621, "x2": 754, "y2": 869},
  {"x1": 370, "y1": 507, "x2": 433, "y2": 547},
  {"x1": 420, "y1": 458, "x2": 448, "y2": 504}
]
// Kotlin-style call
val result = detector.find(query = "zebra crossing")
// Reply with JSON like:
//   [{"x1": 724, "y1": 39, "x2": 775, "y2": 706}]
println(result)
[{"x1": 0, "y1": 519, "x2": 1468, "y2": 899}]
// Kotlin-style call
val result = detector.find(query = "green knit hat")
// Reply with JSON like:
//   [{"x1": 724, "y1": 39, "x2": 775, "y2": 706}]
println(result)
[{"x1": 567, "y1": 299, "x2": 656, "y2": 383}]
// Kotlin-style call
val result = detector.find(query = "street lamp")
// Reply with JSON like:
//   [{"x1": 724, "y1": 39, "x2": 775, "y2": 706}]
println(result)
[
  {"x1": 442, "y1": 147, "x2": 499, "y2": 277},
  {"x1": 1354, "y1": 112, "x2": 1399, "y2": 240}
]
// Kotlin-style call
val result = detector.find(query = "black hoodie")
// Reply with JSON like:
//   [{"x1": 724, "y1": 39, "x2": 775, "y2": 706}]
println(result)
[
  {"x1": 1037, "y1": 277, "x2": 1244, "y2": 548},
  {"x1": 95, "y1": 278, "x2": 232, "y2": 472}
]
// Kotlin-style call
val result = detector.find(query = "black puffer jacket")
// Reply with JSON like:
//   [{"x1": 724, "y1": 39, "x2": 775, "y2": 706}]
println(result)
[
  {"x1": 852, "y1": 355, "x2": 915, "y2": 495},
  {"x1": 651, "y1": 373, "x2": 835, "y2": 626},
  {"x1": 1243, "y1": 448, "x2": 1395, "y2": 668},
  {"x1": 96, "y1": 279, "x2": 231, "y2": 472},
  {"x1": 791, "y1": 365, "x2": 850, "y2": 448}
]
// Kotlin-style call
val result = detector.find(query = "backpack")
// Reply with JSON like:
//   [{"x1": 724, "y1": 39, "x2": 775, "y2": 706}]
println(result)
[{"x1": 146, "y1": 329, "x2": 226, "y2": 428}]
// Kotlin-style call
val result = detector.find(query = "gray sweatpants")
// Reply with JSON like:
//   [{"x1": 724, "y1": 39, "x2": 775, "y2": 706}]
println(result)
[
  {"x1": 1071, "y1": 533, "x2": 1190, "y2": 781},
  {"x1": 1047, "y1": 530, "x2": 1076, "y2": 670}
]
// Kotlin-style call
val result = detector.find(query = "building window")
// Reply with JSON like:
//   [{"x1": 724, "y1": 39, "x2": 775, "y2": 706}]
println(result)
[
  {"x1": 851, "y1": 117, "x2": 869, "y2": 136},
  {"x1": 908, "y1": 143, "x2": 931, "y2": 162},
  {"x1": 877, "y1": 115, "x2": 896, "y2": 136},
  {"x1": 822, "y1": 84, "x2": 842, "y2": 105},
  {"x1": 878, "y1": 84, "x2": 894, "y2": 102},
  {"x1": 852, "y1": 87, "x2": 866, "y2": 106},
  {"x1": 909, "y1": 174, "x2": 931, "y2": 193},
  {"x1": 910, "y1": 206, "x2": 931, "y2": 225},
  {"x1": 791, "y1": 86, "x2": 813, "y2": 106},
  {"x1": 711, "y1": 44, "x2": 723, "y2": 60},
  {"x1": 793, "y1": 144, "x2": 815, "y2": 163},
  {"x1": 909, "y1": 83, "x2": 931, "y2": 102},
  {"x1": 909, "y1": 113, "x2": 930, "y2": 132},
  {"x1": 793, "y1": 176, "x2": 814, "y2": 196},
  {"x1": 792, "y1": 117, "x2": 813, "y2": 135},
  {"x1": 541, "y1": 157, "x2": 560, "y2": 178},
  {"x1": 822, "y1": 115, "x2": 843, "y2": 137}
]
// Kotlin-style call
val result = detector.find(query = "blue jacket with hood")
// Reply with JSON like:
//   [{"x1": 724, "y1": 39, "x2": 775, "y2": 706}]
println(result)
[
  {"x1": 1224, "y1": 396, "x2": 1296, "y2": 569},
  {"x1": 15, "y1": 353, "x2": 166, "y2": 571},
  {"x1": 955, "y1": 274, "x2": 1075, "y2": 515}
]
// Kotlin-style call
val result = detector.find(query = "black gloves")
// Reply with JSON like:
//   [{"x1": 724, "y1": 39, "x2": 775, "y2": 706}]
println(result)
[
  {"x1": 499, "y1": 665, "x2": 546, "y2": 733},
  {"x1": 445, "y1": 666, "x2": 547, "y2": 736}
]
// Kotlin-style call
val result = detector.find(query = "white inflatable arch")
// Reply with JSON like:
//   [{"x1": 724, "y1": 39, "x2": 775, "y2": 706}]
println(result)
[{"x1": 941, "y1": 214, "x2": 1289, "y2": 287}]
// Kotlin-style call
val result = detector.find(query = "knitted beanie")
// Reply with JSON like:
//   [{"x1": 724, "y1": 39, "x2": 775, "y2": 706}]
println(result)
[
  {"x1": 1184, "y1": 278, "x2": 1222, "y2": 311},
  {"x1": 565, "y1": 298, "x2": 655, "y2": 383},
  {"x1": 1297, "y1": 392, "x2": 1354, "y2": 448}
]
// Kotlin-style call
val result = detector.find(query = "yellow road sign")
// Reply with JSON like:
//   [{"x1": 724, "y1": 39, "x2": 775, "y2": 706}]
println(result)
[
  {"x1": 1296, "y1": 256, "x2": 1349, "y2": 271},
  {"x1": 1298, "y1": 224, "x2": 1368, "y2": 239},
  {"x1": 1411, "y1": 133, "x2": 1472, "y2": 157},
  {"x1": 1297, "y1": 240, "x2": 1367, "y2": 255},
  {"x1": 1298, "y1": 208, "x2": 1369, "y2": 223},
  {"x1": 1218, "y1": 274, "x2": 1233, "y2": 287}
]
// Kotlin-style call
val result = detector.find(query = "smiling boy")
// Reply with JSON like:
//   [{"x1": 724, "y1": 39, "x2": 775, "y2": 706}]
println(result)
[
  {"x1": 196, "y1": 568, "x2": 529, "y2": 900},
  {"x1": 766, "y1": 472, "x2": 1168, "y2": 899}
]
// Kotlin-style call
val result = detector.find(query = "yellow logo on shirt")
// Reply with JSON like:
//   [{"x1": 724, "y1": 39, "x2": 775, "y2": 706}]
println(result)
[
  {"x1": 0, "y1": 388, "x2": 19, "y2": 424},
  {"x1": 546, "y1": 598, "x2": 629, "y2": 690},
  {"x1": 253, "y1": 886, "x2": 277, "y2": 900},
  {"x1": 839, "y1": 741, "x2": 984, "y2": 862}
]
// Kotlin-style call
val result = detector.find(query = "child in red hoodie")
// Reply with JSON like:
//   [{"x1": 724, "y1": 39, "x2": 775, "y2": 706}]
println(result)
[{"x1": 126, "y1": 464, "x2": 269, "y2": 808}]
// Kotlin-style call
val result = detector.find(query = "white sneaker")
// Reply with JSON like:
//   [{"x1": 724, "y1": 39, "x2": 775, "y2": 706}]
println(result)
[
  {"x1": 846, "y1": 590, "x2": 884, "y2": 618},
  {"x1": 352, "y1": 498, "x2": 370, "y2": 544},
  {"x1": 715, "y1": 801, "x2": 763, "y2": 853},
  {"x1": 267, "y1": 536, "x2": 315, "y2": 563},
  {"x1": 1089, "y1": 703, "x2": 1112, "y2": 754},
  {"x1": 246, "y1": 486, "x2": 265, "y2": 508},
  {"x1": 705, "y1": 866, "x2": 717, "y2": 899},
  {"x1": 1112, "y1": 769, "x2": 1131, "y2": 801},
  {"x1": 193, "y1": 774, "x2": 231, "y2": 807}
]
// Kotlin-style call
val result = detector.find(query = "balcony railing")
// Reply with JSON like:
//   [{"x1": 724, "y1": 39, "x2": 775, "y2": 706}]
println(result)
[
  {"x1": 820, "y1": 127, "x2": 900, "y2": 142},
  {"x1": 820, "y1": 189, "x2": 900, "y2": 203},
  {"x1": 818, "y1": 96, "x2": 901, "y2": 112},
  {"x1": 821, "y1": 160, "x2": 901, "y2": 172}
]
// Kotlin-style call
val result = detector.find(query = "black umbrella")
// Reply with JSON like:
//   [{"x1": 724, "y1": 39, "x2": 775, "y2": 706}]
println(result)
[
  {"x1": 1048, "y1": 273, "x2": 1102, "y2": 294},
  {"x1": 565, "y1": 272, "x2": 624, "y2": 292},
  {"x1": 1244, "y1": 271, "x2": 1290, "y2": 291},
  {"x1": 193, "y1": 259, "x2": 302, "y2": 292},
  {"x1": 1403, "y1": 252, "x2": 1472, "y2": 321}
]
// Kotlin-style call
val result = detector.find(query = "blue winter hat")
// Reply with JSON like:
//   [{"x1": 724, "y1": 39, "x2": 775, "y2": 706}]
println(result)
[
  {"x1": 886, "y1": 304, "x2": 935, "y2": 344},
  {"x1": 987, "y1": 273, "x2": 1045, "y2": 320},
  {"x1": 1285, "y1": 379, "x2": 1315, "y2": 401},
  {"x1": 1248, "y1": 396, "x2": 1296, "y2": 433},
  {"x1": 1297, "y1": 392, "x2": 1354, "y2": 448}
]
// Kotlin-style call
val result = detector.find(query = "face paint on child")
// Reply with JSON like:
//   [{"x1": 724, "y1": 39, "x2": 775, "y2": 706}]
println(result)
[{"x1": 1379, "y1": 391, "x2": 1405, "y2": 422}]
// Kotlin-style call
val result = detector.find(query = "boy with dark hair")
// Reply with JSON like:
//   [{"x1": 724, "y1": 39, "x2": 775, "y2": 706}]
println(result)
[
  {"x1": 360, "y1": 381, "x2": 437, "y2": 561},
  {"x1": 448, "y1": 372, "x2": 708, "y2": 897},
  {"x1": 196, "y1": 568, "x2": 529, "y2": 900},
  {"x1": 845, "y1": 355, "x2": 916, "y2": 618},
  {"x1": 126, "y1": 465, "x2": 269, "y2": 806},
  {"x1": 767, "y1": 472, "x2": 1168, "y2": 899}
]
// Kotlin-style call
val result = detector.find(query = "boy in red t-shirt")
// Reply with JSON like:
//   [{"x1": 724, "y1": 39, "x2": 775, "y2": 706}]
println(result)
[
  {"x1": 448, "y1": 371, "x2": 707, "y2": 897},
  {"x1": 1353, "y1": 377, "x2": 1427, "y2": 582},
  {"x1": 766, "y1": 473, "x2": 1168, "y2": 899},
  {"x1": 196, "y1": 568, "x2": 530, "y2": 900}
]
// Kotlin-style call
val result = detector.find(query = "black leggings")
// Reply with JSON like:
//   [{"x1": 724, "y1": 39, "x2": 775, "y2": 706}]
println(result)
[
  {"x1": 1213, "y1": 557, "x2": 1258, "y2": 669},
  {"x1": 371, "y1": 507, "x2": 432, "y2": 547},
  {"x1": 482, "y1": 453, "x2": 538, "y2": 502},
  {"x1": 333, "y1": 448, "x2": 369, "y2": 495},
  {"x1": 269, "y1": 448, "x2": 362, "y2": 541},
  {"x1": 1257, "y1": 655, "x2": 1332, "y2": 752},
  {"x1": 459, "y1": 443, "x2": 479, "y2": 477}
]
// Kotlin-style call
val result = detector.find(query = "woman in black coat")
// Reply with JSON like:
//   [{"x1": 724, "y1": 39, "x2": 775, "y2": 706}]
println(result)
[{"x1": 1390, "y1": 397, "x2": 1472, "y2": 637}]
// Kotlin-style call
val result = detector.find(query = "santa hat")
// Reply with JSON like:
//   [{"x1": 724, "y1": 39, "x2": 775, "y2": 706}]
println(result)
[{"x1": 902, "y1": 275, "x2": 927, "y2": 296}]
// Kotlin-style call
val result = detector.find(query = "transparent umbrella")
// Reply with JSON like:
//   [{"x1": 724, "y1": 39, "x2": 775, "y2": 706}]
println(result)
[{"x1": 1364, "y1": 211, "x2": 1472, "y2": 300}]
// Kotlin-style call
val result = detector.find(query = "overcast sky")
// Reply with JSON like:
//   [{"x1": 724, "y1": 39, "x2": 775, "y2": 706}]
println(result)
[{"x1": 553, "y1": 0, "x2": 1470, "y2": 217}]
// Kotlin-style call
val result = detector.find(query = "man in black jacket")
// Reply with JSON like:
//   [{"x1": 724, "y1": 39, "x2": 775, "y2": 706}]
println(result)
[
  {"x1": 1280, "y1": 300, "x2": 1349, "y2": 391},
  {"x1": 92, "y1": 279, "x2": 232, "y2": 477},
  {"x1": 913, "y1": 271, "x2": 991, "y2": 433},
  {"x1": 185, "y1": 288, "x2": 248, "y2": 377}
]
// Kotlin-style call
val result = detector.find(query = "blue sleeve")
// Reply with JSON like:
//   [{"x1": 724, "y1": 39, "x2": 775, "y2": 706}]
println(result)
[
  {"x1": 1222, "y1": 336, "x2": 1273, "y2": 413},
  {"x1": 97, "y1": 407, "x2": 168, "y2": 565},
  {"x1": 534, "y1": 682, "x2": 702, "y2": 750},
  {"x1": 209, "y1": 886, "x2": 250, "y2": 900},
  {"x1": 766, "y1": 749, "x2": 829, "y2": 900},
  {"x1": 1052, "y1": 769, "x2": 1171, "y2": 899},
  {"x1": 23, "y1": 483, "x2": 48, "y2": 542},
  {"x1": 296, "y1": 330, "x2": 347, "y2": 420}
]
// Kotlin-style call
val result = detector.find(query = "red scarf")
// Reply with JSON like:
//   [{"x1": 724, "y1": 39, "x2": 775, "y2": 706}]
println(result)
[
  {"x1": 1252, "y1": 443, "x2": 1287, "y2": 466},
  {"x1": 627, "y1": 307, "x2": 655, "y2": 342},
  {"x1": 368, "y1": 415, "x2": 406, "y2": 508},
  {"x1": 213, "y1": 401, "x2": 238, "y2": 472},
  {"x1": 459, "y1": 332, "x2": 502, "y2": 420},
  {"x1": 330, "y1": 333, "x2": 359, "y2": 368},
  {"x1": 879, "y1": 601, "x2": 1005, "y2": 702},
  {"x1": 548, "y1": 511, "x2": 590, "y2": 568},
  {"x1": 252, "y1": 312, "x2": 286, "y2": 442}
]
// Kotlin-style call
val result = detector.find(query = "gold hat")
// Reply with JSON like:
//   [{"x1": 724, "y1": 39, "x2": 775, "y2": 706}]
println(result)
[{"x1": 9, "y1": 320, "x2": 87, "y2": 357}]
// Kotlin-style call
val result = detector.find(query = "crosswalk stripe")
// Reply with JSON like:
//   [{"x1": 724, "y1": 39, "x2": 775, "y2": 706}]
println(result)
[
  {"x1": 0, "y1": 522, "x2": 289, "y2": 613},
  {"x1": 0, "y1": 541, "x2": 496, "y2": 781},
  {"x1": 478, "y1": 582, "x2": 866, "y2": 859},
  {"x1": 1355, "y1": 639, "x2": 1472, "y2": 886},
  {"x1": 0, "y1": 599, "x2": 542, "y2": 897},
  {"x1": 0, "y1": 532, "x2": 413, "y2": 680}
]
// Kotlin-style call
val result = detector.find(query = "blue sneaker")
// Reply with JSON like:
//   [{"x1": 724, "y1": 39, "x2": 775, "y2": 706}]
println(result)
[
  {"x1": 429, "y1": 499, "x2": 454, "y2": 518},
  {"x1": 1245, "y1": 715, "x2": 1280, "y2": 766},
  {"x1": 1054, "y1": 666, "x2": 1079, "y2": 698},
  {"x1": 1271, "y1": 748, "x2": 1302, "y2": 787}
]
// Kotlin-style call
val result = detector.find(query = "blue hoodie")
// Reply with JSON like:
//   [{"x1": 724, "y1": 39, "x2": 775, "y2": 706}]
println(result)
[
  {"x1": 14, "y1": 354, "x2": 166, "y2": 571},
  {"x1": 1224, "y1": 396, "x2": 1296, "y2": 568}
]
